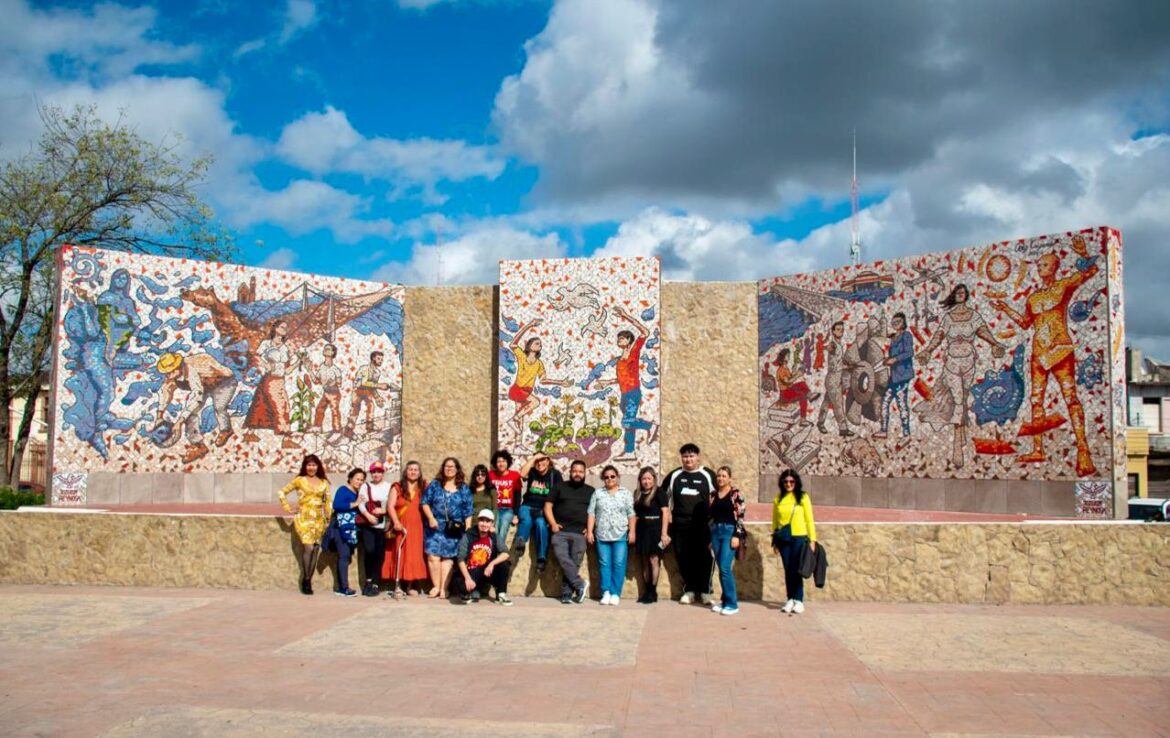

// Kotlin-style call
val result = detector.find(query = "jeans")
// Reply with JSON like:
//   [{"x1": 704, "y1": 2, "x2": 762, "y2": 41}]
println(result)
[
  {"x1": 551, "y1": 531, "x2": 587, "y2": 597},
  {"x1": 670, "y1": 519, "x2": 712, "y2": 595},
  {"x1": 358, "y1": 526, "x2": 386, "y2": 584},
  {"x1": 620, "y1": 388, "x2": 653, "y2": 454},
  {"x1": 777, "y1": 535, "x2": 807, "y2": 602},
  {"x1": 494, "y1": 508, "x2": 515, "y2": 552},
  {"x1": 515, "y1": 505, "x2": 549, "y2": 560},
  {"x1": 453, "y1": 562, "x2": 511, "y2": 597},
  {"x1": 335, "y1": 540, "x2": 354, "y2": 591},
  {"x1": 595, "y1": 538, "x2": 629, "y2": 597},
  {"x1": 881, "y1": 380, "x2": 911, "y2": 435},
  {"x1": 710, "y1": 522, "x2": 738, "y2": 609}
]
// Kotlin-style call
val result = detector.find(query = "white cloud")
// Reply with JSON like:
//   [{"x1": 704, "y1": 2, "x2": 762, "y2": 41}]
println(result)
[
  {"x1": 276, "y1": 106, "x2": 504, "y2": 203},
  {"x1": 231, "y1": 180, "x2": 393, "y2": 243},
  {"x1": 0, "y1": 0, "x2": 200, "y2": 80},
  {"x1": 258, "y1": 247, "x2": 298, "y2": 270},
  {"x1": 372, "y1": 226, "x2": 566, "y2": 285},
  {"x1": 595, "y1": 208, "x2": 815, "y2": 281},
  {"x1": 279, "y1": 0, "x2": 319, "y2": 43}
]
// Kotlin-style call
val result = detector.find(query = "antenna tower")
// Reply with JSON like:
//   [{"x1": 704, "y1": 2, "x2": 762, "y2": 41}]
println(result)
[{"x1": 850, "y1": 129, "x2": 861, "y2": 266}]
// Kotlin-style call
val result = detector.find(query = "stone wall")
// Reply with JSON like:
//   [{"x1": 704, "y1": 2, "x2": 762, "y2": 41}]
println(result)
[
  {"x1": 661, "y1": 281, "x2": 760, "y2": 498},
  {"x1": 4, "y1": 512, "x2": 1166, "y2": 605}
]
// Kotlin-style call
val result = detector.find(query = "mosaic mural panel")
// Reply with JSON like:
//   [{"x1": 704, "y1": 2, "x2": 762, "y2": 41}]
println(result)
[
  {"x1": 758, "y1": 227, "x2": 1121, "y2": 487},
  {"x1": 497, "y1": 256, "x2": 661, "y2": 473},
  {"x1": 51, "y1": 246, "x2": 405, "y2": 483}
]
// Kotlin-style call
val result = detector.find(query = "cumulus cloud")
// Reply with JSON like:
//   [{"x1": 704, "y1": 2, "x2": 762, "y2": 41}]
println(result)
[
  {"x1": 236, "y1": 0, "x2": 320, "y2": 56},
  {"x1": 276, "y1": 106, "x2": 504, "y2": 203},
  {"x1": 594, "y1": 208, "x2": 815, "y2": 281},
  {"x1": 258, "y1": 247, "x2": 298, "y2": 271},
  {"x1": 372, "y1": 226, "x2": 566, "y2": 285}
]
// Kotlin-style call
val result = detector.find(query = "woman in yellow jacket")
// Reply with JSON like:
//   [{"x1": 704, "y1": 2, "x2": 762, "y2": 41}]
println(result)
[{"x1": 771, "y1": 468, "x2": 816, "y2": 614}]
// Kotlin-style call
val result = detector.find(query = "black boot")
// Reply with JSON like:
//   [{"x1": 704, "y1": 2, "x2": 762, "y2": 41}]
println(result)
[{"x1": 300, "y1": 577, "x2": 313, "y2": 596}]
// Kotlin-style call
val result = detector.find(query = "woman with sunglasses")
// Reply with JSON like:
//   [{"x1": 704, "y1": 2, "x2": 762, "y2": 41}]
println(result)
[
  {"x1": 586, "y1": 465, "x2": 636, "y2": 606},
  {"x1": 771, "y1": 468, "x2": 817, "y2": 614}
]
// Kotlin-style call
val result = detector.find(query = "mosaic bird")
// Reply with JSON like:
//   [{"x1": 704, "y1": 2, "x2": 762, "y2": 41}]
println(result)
[
  {"x1": 546, "y1": 283, "x2": 601, "y2": 312},
  {"x1": 971, "y1": 344, "x2": 1026, "y2": 426}
]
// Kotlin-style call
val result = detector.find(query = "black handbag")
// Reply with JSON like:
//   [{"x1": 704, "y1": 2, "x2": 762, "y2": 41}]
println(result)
[{"x1": 441, "y1": 490, "x2": 465, "y2": 539}]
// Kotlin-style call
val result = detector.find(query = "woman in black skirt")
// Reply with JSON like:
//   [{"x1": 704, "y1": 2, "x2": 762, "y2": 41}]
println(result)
[{"x1": 633, "y1": 466, "x2": 670, "y2": 603}]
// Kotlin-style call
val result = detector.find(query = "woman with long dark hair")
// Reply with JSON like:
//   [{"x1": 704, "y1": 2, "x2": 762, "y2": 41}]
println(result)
[
  {"x1": 632, "y1": 466, "x2": 669, "y2": 603},
  {"x1": 708, "y1": 466, "x2": 746, "y2": 616},
  {"x1": 384, "y1": 460, "x2": 429, "y2": 597},
  {"x1": 469, "y1": 464, "x2": 493, "y2": 514},
  {"x1": 244, "y1": 318, "x2": 299, "y2": 448},
  {"x1": 421, "y1": 457, "x2": 474, "y2": 599},
  {"x1": 278, "y1": 454, "x2": 331, "y2": 595},
  {"x1": 771, "y1": 469, "x2": 817, "y2": 614}
]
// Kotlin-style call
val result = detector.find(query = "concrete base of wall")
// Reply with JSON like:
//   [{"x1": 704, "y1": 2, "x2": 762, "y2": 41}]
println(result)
[
  {"x1": 84, "y1": 472, "x2": 288, "y2": 506},
  {"x1": 3, "y1": 512, "x2": 1165, "y2": 605},
  {"x1": 759, "y1": 473, "x2": 1077, "y2": 516}
]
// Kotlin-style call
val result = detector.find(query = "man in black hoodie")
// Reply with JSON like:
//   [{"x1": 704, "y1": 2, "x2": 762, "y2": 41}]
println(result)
[
  {"x1": 545, "y1": 459, "x2": 594, "y2": 604},
  {"x1": 661, "y1": 443, "x2": 717, "y2": 604}
]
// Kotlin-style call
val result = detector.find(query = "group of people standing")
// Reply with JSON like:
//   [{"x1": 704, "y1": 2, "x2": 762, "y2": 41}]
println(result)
[{"x1": 277, "y1": 444, "x2": 817, "y2": 613}]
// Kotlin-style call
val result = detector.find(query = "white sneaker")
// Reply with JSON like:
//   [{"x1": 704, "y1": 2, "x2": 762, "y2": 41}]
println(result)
[
  {"x1": 611, "y1": 596, "x2": 620, "y2": 607},
  {"x1": 710, "y1": 601, "x2": 724, "y2": 613},
  {"x1": 720, "y1": 607, "x2": 739, "y2": 616},
  {"x1": 781, "y1": 599, "x2": 796, "y2": 613},
  {"x1": 699, "y1": 592, "x2": 714, "y2": 605},
  {"x1": 601, "y1": 592, "x2": 613, "y2": 606},
  {"x1": 792, "y1": 600, "x2": 805, "y2": 614},
  {"x1": 679, "y1": 591, "x2": 695, "y2": 605}
]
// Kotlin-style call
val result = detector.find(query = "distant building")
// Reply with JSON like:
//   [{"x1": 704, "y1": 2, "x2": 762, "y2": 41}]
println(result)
[
  {"x1": 1127, "y1": 347, "x2": 1170, "y2": 496},
  {"x1": 6, "y1": 376, "x2": 50, "y2": 488}
]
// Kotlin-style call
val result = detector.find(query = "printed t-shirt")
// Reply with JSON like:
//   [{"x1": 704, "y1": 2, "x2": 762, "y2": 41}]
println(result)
[
  {"x1": 522, "y1": 467, "x2": 563, "y2": 508},
  {"x1": 489, "y1": 469, "x2": 523, "y2": 511}
]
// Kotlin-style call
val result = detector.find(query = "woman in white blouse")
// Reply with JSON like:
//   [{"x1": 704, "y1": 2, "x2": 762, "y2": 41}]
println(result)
[{"x1": 586, "y1": 464, "x2": 636, "y2": 606}]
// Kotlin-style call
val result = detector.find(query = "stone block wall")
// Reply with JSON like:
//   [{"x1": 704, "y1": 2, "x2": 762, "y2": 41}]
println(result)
[{"x1": 3, "y1": 512, "x2": 1166, "y2": 605}]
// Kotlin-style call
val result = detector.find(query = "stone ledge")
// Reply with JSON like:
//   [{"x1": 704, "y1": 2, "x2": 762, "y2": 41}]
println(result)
[{"x1": 1, "y1": 512, "x2": 1166, "y2": 605}]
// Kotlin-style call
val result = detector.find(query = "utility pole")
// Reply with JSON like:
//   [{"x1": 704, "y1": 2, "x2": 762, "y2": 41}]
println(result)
[{"x1": 850, "y1": 129, "x2": 861, "y2": 266}]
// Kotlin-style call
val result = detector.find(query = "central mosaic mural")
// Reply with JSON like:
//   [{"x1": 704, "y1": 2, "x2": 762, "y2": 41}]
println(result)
[
  {"x1": 51, "y1": 246, "x2": 405, "y2": 480},
  {"x1": 497, "y1": 256, "x2": 661, "y2": 473},
  {"x1": 758, "y1": 227, "x2": 1124, "y2": 503}
]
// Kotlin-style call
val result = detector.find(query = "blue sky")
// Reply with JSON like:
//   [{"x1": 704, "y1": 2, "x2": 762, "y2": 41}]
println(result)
[{"x1": 3, "y1": 0, "x2": 1170, "y2": 353}]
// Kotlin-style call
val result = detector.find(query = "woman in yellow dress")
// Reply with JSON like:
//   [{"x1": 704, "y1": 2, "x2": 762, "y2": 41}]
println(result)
[{"x1": 278, "y1": 454, "x2": 332, "y2": 595}]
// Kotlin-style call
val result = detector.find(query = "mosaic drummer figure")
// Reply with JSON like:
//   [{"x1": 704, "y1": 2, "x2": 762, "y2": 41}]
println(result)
[{"x1": 992, "y1": 236, "x2": 1099, "y2": 477}]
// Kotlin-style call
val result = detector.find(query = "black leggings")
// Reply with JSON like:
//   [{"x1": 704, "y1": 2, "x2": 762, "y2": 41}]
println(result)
[{"x1": 358, "y1": 527, "x2": 386, "y2": 584}]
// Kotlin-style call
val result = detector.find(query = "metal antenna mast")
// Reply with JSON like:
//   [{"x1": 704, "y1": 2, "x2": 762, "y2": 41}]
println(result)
[{"x1": 850, "y1": 129, "x2": 861, "y2": 266}]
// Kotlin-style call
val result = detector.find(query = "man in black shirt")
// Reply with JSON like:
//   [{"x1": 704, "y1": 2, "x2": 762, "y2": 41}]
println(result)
[
  {"x1": 545, "y1": 459, "x2": 594, "y2": 604},
  {"x1": 660, "y1": 442, "x2": 717, "y2": 604}
]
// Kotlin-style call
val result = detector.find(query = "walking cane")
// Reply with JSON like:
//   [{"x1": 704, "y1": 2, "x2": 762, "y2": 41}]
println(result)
[{"x1": 392, "y1": 527, "x2": 408, "y2": 599}]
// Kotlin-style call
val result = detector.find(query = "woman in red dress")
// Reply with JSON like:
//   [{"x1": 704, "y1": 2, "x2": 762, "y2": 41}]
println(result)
[{"x1": 383, "y1": 460, "x2": 428, "y2": 597}]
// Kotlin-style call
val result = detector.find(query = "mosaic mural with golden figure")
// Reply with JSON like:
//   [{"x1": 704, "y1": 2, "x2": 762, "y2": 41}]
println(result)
[
  {"x1": 497, "y1": 256, "x2": 661, "y2": 474},
  {"x1": 758, "y1": 227, "x2": 1123, "y2": 497},
  {"x1": 51, "y1": 247, "x2": 405, "y2": 480}
]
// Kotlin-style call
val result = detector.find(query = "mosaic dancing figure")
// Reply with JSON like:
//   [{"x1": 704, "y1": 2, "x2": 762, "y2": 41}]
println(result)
[
  {"x1": 347, "y1": 350, "x2": 391, "y2": 437},
  {"x1": 598, "y1": 306, "x2": 657, "y2": 461},
  {"x1": 278, "y1": 454, "x2": 332, "y2": 595},
  {"x1": 504, "y1": 319, "x2": 571, "y2": 442},
  {"x1": 992, "y1": 238, "x2": 1099, "y2": 476},
  {"x1": 244, "y1": 318, "x2": 301, "y2": 448},
  {"x1": 816, "y1": 321, "x2": 853, "y2": 437},
  {"x1": 915, "y1": 284, "x2": 1006, "y2": 469},
  {"x1": 155, "y1": 352, "x2": 238, "y2": 464},
  {"x1": 874, "y1": 312, "x2": 914, "y2": 439}
]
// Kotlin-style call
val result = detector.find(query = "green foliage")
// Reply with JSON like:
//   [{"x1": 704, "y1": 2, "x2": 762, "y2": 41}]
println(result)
[
  {"x1": 0, "y1": 486, "x2": 45, "y2": 510},
  {"x1": 289, "y1": 374, "x2": 318, "y2": 433}
]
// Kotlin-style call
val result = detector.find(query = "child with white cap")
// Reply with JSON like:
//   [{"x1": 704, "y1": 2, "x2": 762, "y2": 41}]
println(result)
[{"x1": 454, "y1": 509, "x2": 513, "y2": 605}]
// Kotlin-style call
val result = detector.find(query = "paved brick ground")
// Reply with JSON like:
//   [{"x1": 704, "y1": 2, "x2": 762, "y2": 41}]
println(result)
[{"x1": 1, "y1": 584, "x2": 1167, "y2": 737}]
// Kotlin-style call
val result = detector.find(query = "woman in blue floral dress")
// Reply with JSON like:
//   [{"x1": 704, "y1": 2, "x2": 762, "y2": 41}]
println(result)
[{"x1": 421, "y1": 457, "x2": 474, "y2": 599}]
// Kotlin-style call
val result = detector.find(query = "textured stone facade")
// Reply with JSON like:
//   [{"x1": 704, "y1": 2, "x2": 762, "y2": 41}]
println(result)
[
  {"x1": 4, "y1": 512, "x2": 1165, "y2": 605},
  {"x1": 661, "y1": 281, "x2": 759, "y2": 498},
  {"x1": 400, "y1": 285, "x2": 496, "y2": 476}
]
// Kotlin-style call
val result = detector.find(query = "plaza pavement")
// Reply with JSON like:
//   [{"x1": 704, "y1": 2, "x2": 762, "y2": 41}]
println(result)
[{"x1": 1, "y1": 584, "x2": 1167, "y2": 737}]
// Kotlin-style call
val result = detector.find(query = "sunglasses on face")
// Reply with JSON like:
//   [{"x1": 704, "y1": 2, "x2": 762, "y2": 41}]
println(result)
[{"x1": 602, "y1": 474, "x2": 617, "y2": 480}]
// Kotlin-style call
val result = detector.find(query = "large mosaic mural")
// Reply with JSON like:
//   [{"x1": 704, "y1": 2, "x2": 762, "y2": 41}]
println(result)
[
  {"x1": 51, "y1": 246, "x2": 405, "y2": 481},
  {"x1": 497, "y1": 256, "x2": 661, "y2": 474},
  {"x1": 758, "y1": 227, "x2": 1123, "y2": 493}
]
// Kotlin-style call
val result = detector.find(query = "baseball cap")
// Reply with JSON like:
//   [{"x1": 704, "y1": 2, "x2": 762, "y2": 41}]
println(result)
[{"x1": 477, "y1": 509, "x2": 494, "y2": 521}]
